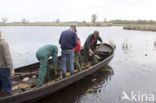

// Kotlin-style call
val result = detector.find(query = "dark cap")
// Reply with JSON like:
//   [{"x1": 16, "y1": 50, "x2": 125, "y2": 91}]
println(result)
[{"x1": 71, "y1": 25, "x2": 77, "y2": 32}]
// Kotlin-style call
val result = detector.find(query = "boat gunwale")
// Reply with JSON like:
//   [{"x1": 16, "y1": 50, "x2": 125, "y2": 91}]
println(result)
[{"x1": 0, "y1": 44, "x2": 114, "y2": 103}]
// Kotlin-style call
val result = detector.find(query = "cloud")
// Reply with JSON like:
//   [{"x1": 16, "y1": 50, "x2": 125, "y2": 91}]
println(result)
[{"x1": 0, "y1": 0, "x2": 156, "y2": 22}]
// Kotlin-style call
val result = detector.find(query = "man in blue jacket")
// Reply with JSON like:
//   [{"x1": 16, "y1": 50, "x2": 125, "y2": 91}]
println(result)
[{"x1": 59, "y1": 25, "x2": 78, "y2": 78}]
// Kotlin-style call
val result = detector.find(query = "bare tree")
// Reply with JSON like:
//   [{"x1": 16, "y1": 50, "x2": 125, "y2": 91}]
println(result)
[
  {"x1": 104, "y1": 17, "x2": 107, "y2": 23},
  {"x1": 56, "y1": 19, "x2": 60, "y2": 23},
  {"x1": 82, "y1": 20, "x2": 86, "y2": 23},
  {"x1": 1, "y1": 18, "x2": 8, "y2": 24},
  {"x1": 91, "y1": 14, "x2": 97, "y2": 24},
  {"x1": 22, "y1": 18, "x2": 28, "y2": 24}
]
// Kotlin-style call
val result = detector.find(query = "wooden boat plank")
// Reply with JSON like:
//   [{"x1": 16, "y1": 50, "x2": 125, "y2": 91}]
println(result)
[{"x1": 0, "y1": 44, "x2": 114, "y2": 103}]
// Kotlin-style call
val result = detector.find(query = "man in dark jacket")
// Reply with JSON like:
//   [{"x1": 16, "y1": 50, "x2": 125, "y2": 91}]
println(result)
[
  {"x1": 59, "y1": 26, "x2": 78, "y2": 77},
  {"x1": 84, "y1": 31, "x2": 103, "y2": 65},
  {"x1": 0, "y1": 31, "x2": 14, "y2": 97}
]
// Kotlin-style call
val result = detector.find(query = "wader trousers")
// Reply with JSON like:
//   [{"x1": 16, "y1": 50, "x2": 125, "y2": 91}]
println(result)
[
  {"x1": 74, "y1": 52, "x2": 81, "y2": 71},
  {"x1": 36, "y1": 54, "x2": 50, "y2": 87}
]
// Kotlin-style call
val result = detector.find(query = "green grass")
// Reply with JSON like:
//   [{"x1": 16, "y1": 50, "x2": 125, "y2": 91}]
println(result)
[
  {"x1": 87, "y1": 89, "x2": 94, "y2": 93},
  {"x1": 0, "y1": 23, "x2": 112, "y2": 27},
  {"x1": 0, "y1": 23, "x2": 76, "y2": 26},
  {"x1": 2, "y1": 23, "x2": 156, "y2": 32}
]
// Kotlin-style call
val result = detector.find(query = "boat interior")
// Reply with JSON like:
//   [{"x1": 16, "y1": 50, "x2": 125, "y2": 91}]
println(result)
[{"x1": 12, "y1": 44, "x2": 113, "y2": 94}]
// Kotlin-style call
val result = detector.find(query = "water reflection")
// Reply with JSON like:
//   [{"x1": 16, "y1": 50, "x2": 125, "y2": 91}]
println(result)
[
  {"x1": 1, "y1": 26, "x2": 156, "y2": 103},
  {"x1": 38, "y1": 65, "x2": 114, "y2": 103},
  {"x1": 121, "y1": 40, "x2": 132, "y2": 54}
]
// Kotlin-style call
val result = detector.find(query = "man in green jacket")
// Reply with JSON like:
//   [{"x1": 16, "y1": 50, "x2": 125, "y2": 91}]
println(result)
[
  {"x1": 0, "y1": 31, "x2": 14, "y2": 97},
  {"x1": 84, "y1": 31, "x2": 103, "y2": 65},
  {"x1": 36, "y1": 45, "x2": 58, "y2": 87}
]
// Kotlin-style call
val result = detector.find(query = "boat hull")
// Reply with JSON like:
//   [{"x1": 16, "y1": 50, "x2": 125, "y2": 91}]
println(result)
[{"x1": 0, "y1": 44, "x2": 114, "y2": 103}]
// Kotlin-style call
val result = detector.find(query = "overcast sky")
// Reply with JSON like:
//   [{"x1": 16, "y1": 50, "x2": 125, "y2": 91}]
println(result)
[{"x1": 0, "y1": 0, "x2": 156, "y2": 22}]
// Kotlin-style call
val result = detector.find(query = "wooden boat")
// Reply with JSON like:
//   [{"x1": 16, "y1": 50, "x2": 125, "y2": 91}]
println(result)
[{"x1": 0, "y1": 43, "x2": 114, "y2": 103}]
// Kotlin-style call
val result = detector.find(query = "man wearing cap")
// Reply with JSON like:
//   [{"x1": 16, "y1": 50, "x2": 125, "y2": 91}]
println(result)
[
  {"x1": 59, "y1": 26, "x2": 78, "y2": 78},
  {"x1": 84, "y1": 31, "x2": 103, "y2": 65},
  {"x1": 0, "y1": 31, "x2": 14, "y2": 97}
]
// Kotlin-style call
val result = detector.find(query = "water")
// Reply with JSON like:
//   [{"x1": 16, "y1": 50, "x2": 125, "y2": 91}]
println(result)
[{"x1": 0, "y1": 26, "x2": 156, "y2": 103}]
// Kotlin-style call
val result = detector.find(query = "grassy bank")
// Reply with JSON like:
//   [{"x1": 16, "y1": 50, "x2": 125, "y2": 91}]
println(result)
[
  {"x1": 0, "y1": 23, "x2": 112, "y2": 27},
  {"x1": 123, "y1": 24, "x2": 156, "y2": 32},
  {"x1": 2, "y1": 23, "x2": 156, "y2": 32}
]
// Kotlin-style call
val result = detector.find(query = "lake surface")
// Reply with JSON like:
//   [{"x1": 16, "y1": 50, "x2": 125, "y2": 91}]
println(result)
[{"x1": 1, "y1": 26, "x2": 156, "y2": 103}]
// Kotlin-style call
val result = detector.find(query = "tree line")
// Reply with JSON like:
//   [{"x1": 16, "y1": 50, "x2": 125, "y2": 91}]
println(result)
[{"x1": 1, "y1": 14, "x2": 156, "y2": 24}]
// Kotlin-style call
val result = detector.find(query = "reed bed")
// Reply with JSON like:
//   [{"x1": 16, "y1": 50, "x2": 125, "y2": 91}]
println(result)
[{"x1": 123, "y1": 24, "x2": 156, "y2": 32}]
